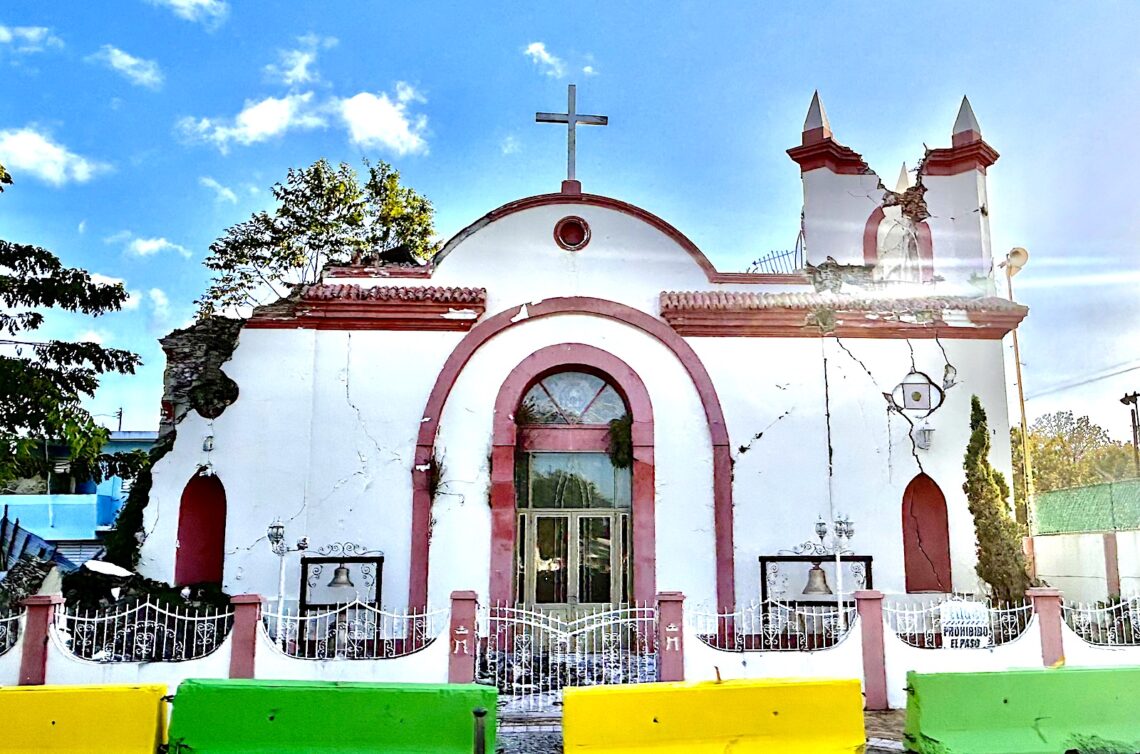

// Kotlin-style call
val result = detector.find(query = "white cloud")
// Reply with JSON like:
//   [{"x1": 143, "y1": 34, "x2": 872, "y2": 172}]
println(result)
[
  {"x1": 0, "y1": 25, "x2": 64, "y2": 54},
  {"x1": 90, "y1": 273, "x2": 124, "y2": 287},
  {"x1": 77, "y1": 220, "x2": 87, "y2": 234},
  {"x1": 178, "y1": 92, "x2": 325, "y2": 153},
  {"x1": 265, "y1": 34, "x2": 336, "y2": 86},
  {"x1": 88, "y1": 45, "x2": 163, "y2": 89},
  {"x1": 338, "y1": 83, "x2": 428, "y2": 156},
  {"x1": 90, "y1": 273, "x2": 141, "y2": 310},
  {"x1": 122, "y1": 290, "x2": 143, "y2": 311},
  {"x1": 0, "y1": 127, "x2": 109, "y2": 186},
  {"x1": 146, "y1": 0, "x2": 228, "y2": 27},
  {"x1": 582, "y1": 65, "x2": 597, "y2": 76},
  {"x1": 74, "y1": 329, "x2": 108, "y2": 345},
  {"x1": 199, "y1": 176, "x2": 237, "y2": 203},
  {"x1": 128, "y1": 237, "x2": 192, "y2": 258},
  {"x1": 500, "y1": 135, "x2": 520, "y2": 155},
  {"x1": 148, "y1": 288, "x2": 170, "y2": 320},
  {"x1": 524, "y1": 42, "x2": 565, "y2": 78}
]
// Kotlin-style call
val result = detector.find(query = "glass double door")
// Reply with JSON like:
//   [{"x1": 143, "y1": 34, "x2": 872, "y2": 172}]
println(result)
[{"x1": 515, "y1": 451, "x2": 631, "y2": 611}]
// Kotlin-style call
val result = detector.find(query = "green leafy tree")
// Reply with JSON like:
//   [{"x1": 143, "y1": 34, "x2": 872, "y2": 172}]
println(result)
[
  {"x1": 0, "y1": 165, "x2": 148, "y2": 489},
  {"x1": 965, "y1": 396, "x2": 1031, "y2": 601},
  {"x1": 196, "y1": 158, "x2": 437, "y2": 318},
  {"x1": 1012, "y1": 411, "x2": 1138, "y2": 517}
]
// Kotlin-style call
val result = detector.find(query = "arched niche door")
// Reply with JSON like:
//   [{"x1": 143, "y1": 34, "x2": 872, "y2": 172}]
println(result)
[
  {"x1": 174, "y1": 474, "x2": 227, "y2": 586},
  {"x1": 901, "y1": 473, "x2": 952, "y2": 593}
]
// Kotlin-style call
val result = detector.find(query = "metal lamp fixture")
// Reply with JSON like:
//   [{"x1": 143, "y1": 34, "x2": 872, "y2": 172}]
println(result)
[{"x1": 912, "y1": 421, "x2": 936, "y2": 450}]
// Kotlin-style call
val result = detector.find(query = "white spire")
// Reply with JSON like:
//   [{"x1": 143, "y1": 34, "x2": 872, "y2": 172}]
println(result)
[
  {"x1": 953, "y1": 96, "x2": 981, "y2": 136},
  {"x1": 803, "y1": 90, "x2": 831, "y2": 136},
  {"x1": 895, "y1": 163, "x2": 910, "y2": 193}
]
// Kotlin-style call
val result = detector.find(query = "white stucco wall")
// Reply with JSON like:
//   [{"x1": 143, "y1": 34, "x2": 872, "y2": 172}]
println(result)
[
  {"x1": 0, "y1": 614, "x2": 24, "y2": 686},
  {"x1": 141, "y1": 199, "x2": 1016, "y2": 613},
  {"x1": 882, "y1": 615, "x2": 1044, "y2": 709},
  {"x1": 44, "y1": 627, "x2": 232, "y2": 687},
  {"x1": 696, "y1": 335, "x2": 1012, "y2": 602},
  {"x1": 683, "y1": 616, "x2": 864, "y2": 685},
  {"x1": 1059, "y1": 621, "x2": 1140, "y2": 668},
  {"x1": 1115, "y1": 530, "x2": 1140, "y2": 597},
  {"x1": 1033, "y1": 533, "x2": 1110, "y2": 602}
]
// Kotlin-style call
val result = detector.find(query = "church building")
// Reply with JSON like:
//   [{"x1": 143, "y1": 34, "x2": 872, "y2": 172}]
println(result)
[{"x1": 138, "y1": 91, "x2": 1025, "y2": 615}]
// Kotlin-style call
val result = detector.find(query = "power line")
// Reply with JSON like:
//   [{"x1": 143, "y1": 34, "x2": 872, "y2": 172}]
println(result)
[{"x1": 1026, "y1": 362, "x2": 1140, "y2": 400}]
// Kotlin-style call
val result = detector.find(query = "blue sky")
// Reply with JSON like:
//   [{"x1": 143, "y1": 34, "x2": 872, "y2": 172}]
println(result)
[{"x1": 2, "y1": 1, "x2": 1139, "y2": 439}]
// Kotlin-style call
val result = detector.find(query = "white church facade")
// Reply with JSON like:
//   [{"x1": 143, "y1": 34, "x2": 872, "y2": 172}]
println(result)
[{"x1": 138, "y1": 92, "x2": 1025, "y2": 615}]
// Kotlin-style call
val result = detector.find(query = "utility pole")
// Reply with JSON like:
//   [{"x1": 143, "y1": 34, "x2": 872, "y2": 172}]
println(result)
[{"x1": 1122, "y1": 392, "x2": 1140, "y2": 477}]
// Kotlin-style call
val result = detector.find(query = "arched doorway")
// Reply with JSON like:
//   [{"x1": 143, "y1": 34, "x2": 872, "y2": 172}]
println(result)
[
  {"x1": 901, "y1": 474, "x2": 951, "y2": 592},
  {"x1": 174, "y1": 474, "x2": 227, "y2": 586},
  {"x1": 489, "y1": 343, "x2": 654, "y2": 609}
]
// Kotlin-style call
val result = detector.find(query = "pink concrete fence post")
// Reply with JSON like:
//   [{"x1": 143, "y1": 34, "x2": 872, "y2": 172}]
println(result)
[
  {"x1": 448, "y1": 590, "x2": 478, "y2": 684},
  {"x1": 655, "y1": 591, "x2": 685, "y2": 682},
  {"x1": 1027, "y1": 587, "x2": 1065, "y2": 667},
  {"x1": 18, "y1": 594, "x2": 64, "y2": 686},
  {"x1": 228, "y1": 594, "x2": 262, "y2": 679},
  {"x1": 854, "y1": 590, "x2": 888, "y2": 710}
]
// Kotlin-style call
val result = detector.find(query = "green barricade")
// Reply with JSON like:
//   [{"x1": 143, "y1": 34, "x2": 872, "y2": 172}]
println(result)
[
  {"x1": 168, "y1": 679, "x2": 496, "y2": 754},
  {"x1": 905, "y1": 667, "x2": 1140, "y2": 753}
]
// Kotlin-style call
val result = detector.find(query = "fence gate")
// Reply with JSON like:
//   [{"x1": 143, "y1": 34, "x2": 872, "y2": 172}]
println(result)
[{"x1": 475, "y1": 604, "x2": 657, "y2": 720}]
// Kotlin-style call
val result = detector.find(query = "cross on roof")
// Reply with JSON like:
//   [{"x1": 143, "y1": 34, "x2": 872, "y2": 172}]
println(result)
[{"x1": 535, "y1": 84, "x2": 608, "y2": 182}]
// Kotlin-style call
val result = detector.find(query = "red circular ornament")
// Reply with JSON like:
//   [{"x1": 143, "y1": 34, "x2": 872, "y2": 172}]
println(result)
[{"x1": 553, "y1": 216, "x2": 590, "y2": 251}]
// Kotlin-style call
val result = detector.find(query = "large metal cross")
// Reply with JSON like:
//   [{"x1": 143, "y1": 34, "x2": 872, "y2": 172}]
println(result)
[{"x1": 536, "y1": 84, "x2": 608, "y2": 181}]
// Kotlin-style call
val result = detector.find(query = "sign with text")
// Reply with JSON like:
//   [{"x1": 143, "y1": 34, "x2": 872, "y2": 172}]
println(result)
[{"x1": 939, "y1": 600, "x2": 992, "y2": 649}]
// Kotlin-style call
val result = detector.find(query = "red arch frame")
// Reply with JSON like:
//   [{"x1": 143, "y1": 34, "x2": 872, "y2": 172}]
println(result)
[
  {"x1": 490, "y1": 344, "x2": 655, "y2": 605},
  {"x1": 863, "y1": 207, "x2": 934, "y2": 283},
  {"x1": 174, "y1": 473, "x2": 227, "y2": 586},
  {"x1": 902, "y1": 473, "x2": 952, "y2": 593},
  {"x1": 409, "y1": 296, "x2": 734, "y2": 611}
]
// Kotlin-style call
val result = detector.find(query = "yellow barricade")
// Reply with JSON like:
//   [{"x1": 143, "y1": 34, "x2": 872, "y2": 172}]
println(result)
[
  {"x1": 0, "y1": 684, "x2": 167, "y2": 753},
  {"x1": 564, "y1": 678, "x2": 865, "y2": 753}
]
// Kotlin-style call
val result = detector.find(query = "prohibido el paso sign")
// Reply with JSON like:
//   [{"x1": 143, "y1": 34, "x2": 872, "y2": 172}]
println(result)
[{"x1": 939, "y1": 601, "x2": 992, "y2": 649}]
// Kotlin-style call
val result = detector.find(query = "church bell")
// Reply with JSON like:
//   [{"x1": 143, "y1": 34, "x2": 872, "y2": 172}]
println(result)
[
  {"x1": 802, "y1": 562, "x2": 833, "y2": 595},
  {"x1": 327, "y1": 564, "x2": 355, "y2": 589}
]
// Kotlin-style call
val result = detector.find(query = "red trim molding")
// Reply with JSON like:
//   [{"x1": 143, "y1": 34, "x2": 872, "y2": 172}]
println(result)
[
  {"x1": 409, "y1": 296, "x2": 735, "y2": 612},
  {"x1": 659, "y1": 292, "x2": 1027, "y2": 339},
  {"x1": 786, "y1": 138, "x2": 873, "y2": 175},
  {"x1": 922, "y1": 139, "x2": 1000, "y2": 176},
  {"x1": 489, "y1": 344, "x2": 656, "y2": 606},
  {"x1": 863, "y1": 207, "x2": 934, "y2": 282},
  {"x1": 246, "y1": 284, "x2": 487, "y2": 331}
]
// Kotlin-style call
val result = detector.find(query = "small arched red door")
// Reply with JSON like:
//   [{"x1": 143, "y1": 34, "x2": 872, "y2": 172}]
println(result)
[
  {"x1": 902, "y1": 474, "x2": 952, "y2": 593},
  {"x1": 174, "y1": 474, "x2": 227, "y2": 586}
]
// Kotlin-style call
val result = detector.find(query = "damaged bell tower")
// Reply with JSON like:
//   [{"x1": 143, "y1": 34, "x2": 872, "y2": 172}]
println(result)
[{"x1": 787, "y1": 92, "x2": 1000, "y2": 294}]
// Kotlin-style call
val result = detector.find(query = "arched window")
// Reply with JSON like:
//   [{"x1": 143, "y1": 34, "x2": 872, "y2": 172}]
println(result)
[
  {"x1": 174, "y1": 474, "x2": 227, "y2": 586},
  {"x1": 514, "y1": 370, "x2": 632, "y2": 609},
  {"x1": 902, "y1": 474, "x2": 952, "y2": 593}
]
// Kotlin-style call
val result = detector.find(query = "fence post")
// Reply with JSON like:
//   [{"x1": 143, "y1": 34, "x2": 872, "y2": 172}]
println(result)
[
  {"x1": 448, "y1": 590, "x2": 478, "y2": 684},
  {"x1": 655, "y1": 591, "x2": 685, "y2": 682},
  {"x1": 854, "y1": 590, "x2": 888, "y2": 710},
  {"x1": 229, "y1": 594, "x2": 262, "y2": 679},
  {"x1": 18, "y1": 594, "x2": 64, "y2": 686},
  {"x1": 1027, "y1": 587, "x2": 1064, "y2": 667}
]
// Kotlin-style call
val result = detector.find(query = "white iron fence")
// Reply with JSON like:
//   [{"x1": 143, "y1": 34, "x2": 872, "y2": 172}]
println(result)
[
  {"x1": 1063, "y1": 598, "x2": 1140, "y2": 646},
  {"x1": 689, "y1": 599, "x2": 857, "y2": 651},
  {"x1": 59, "y1": 599, "x2": 233, "y2": 662},
  {"x1": 261, "y1": 599, "x2": 447, "y2": 660},
  {"x1": 0, "y1": 608, "x2": 22, "y2": 657},
  {"x1": 883, "y1": 597, "x2": 1034, "y2": 649},
  {"x1": 476, "y1": 604, "x2": 657, "y2": 715}
]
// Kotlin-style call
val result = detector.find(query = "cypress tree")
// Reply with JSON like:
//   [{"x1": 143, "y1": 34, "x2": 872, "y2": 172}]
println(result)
[{"x1": 964, "y1": 396, "x2": 1032, "y2": 601}]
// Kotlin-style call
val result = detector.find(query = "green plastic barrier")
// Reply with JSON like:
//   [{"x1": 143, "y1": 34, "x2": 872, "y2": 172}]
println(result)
[
  {"x1": 905, "y1": 667, "x2": 1140, "y2": 753},
  {"x1": 168, "y1": 679, "x2": 496, "y2": 753}
]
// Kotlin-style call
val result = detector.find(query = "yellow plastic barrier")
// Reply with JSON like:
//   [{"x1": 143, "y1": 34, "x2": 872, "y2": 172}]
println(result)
[
  {"x1": 564, "y1": 678, "x2": 865, "y2": 753},
  {"x1": 0, "y1": 684, "x2": 167, "y2": 753}
]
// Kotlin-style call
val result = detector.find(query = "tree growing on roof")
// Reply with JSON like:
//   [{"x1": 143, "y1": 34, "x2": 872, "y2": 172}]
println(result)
[
  {"x1": 965, "y1": 395, "x2": 1031, "y2": 601},
  {"x1": 195, "y1": 158, "x2": 438, "y2": 318},
  {"x1": 0, "y1": 164, "x2": 149, "y2": 491}
]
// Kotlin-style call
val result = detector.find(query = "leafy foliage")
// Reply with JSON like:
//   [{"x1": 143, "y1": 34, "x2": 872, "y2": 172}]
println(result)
[
  {"x1": 964, "y1": 396, "x2": 1031, "y2": 601},
  {"x1": 0, "y1": 164, "x2": 147, "y2": 489},
  {"x1": 608, "y1": 413, "x2": 633, "y2": 469},
  {"x1": 1011, "y1": 410, "x2": 1138, "y2": 520},
  {"x1": 195, "y1": 158, "x2": 438, "y2": 318}
]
